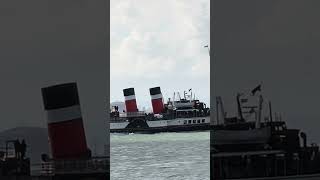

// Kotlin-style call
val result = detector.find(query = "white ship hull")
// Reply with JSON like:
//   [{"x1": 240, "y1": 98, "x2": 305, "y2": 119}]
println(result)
[
  {"x1": 110, "y1": 116, "x2": 211, "y2": 133},
  {"x1": 213, "y1": 127, "x2": 271, "y2": 145}
]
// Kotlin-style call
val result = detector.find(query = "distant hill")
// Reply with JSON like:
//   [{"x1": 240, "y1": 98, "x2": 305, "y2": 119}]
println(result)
[{"x1": 0, "y1": 126, "x2": 49, "y2": 164}]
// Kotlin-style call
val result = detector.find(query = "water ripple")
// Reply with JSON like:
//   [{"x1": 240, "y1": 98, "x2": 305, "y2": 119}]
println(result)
[{"x1": 111, "y1": 131, "x2": 210, "y2": 180}]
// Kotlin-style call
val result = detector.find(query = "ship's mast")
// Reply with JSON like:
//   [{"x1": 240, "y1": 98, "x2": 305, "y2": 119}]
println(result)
[
  {"x1": 216, "y1": 98, "x2": 219, "y2": 124},
  {"x1": 173, "y1": 92, "x2": 175, "y2": 107},
  {"x1": 256, "y1": 95, "x2": 263, "y2": 128},
  {"x1": 216, "y1": 96, "x2": 226, "y2": 125},
  {"x1": 269, "y1": 101, "x2": 273, "y2": 122},
  {"x1": 204, "y1": 45, "x2": 210, "y2": 56},
  {"x1": 236, "y1": 93, "x2": 244, "y2": 120}
]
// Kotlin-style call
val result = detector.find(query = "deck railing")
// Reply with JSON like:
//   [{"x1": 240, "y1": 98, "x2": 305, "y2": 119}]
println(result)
[
  {"x1": 119, "y1": 111, "x2": 146, "y2": 118},
  {"x1": 32, "y1": 156, "x2": 109, "y2": 176}
]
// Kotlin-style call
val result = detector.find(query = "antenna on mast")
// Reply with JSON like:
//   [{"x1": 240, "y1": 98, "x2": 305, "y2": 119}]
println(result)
[
  {"x1": 177, "y1": 92, "x2": 181, "y2": 100},
  {"x1": 173, "y1": 92, "x2": 176, "y2": 106},
  {"x1": 204, "y1": 45, "x2": 210, "y2": 56}
]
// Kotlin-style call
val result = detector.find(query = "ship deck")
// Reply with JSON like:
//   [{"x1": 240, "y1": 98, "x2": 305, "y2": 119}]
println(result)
[
  {"x1": 225, "y1": 173, "x2": 320, "y2": 180},
  {"x1": 213, "y1": 150, "x2": 285, "y2": 157}
]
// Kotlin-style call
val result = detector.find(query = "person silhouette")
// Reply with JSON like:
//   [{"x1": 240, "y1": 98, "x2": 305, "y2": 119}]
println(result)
[
  {"x1": 14, "y1": 139, "x2": 20, "y2": 159},
  {"x1": 21, "y1": 139, "x2": 27, "y2": 159}
]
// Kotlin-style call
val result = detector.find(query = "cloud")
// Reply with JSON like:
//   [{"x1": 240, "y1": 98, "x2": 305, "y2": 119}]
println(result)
[{"x1": 111, "y1": 0, "x2": 210, "y2": 105}]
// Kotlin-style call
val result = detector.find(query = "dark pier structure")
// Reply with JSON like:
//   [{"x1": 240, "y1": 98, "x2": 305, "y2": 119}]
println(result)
[
  {"x1": 1, "y1": 82, "x2": 109, "y2": 180},
  {"x1": 211, "y1": 87, "x2": 320, "y2": 179}
]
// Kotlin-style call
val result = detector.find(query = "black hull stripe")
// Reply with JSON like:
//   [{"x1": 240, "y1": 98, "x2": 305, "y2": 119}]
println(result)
[{"x1": 111, "y1": 124, "x2": 211, "y2": 133}]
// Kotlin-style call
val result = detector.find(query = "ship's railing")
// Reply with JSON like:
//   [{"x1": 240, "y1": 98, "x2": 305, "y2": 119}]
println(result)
[
  {"x1": 212, "y1": 150, "x2": 285, "y2": 157},
  {"x1": 0, "y1": 146, "x2": 16, "y2": 158},
  {"x1": 110, "y1": 116, "x2": 128, "y2": 122},
  {"x1": 119, "y1": 111, "x2": 146, "y2": 118},
  {"x1": 0, "y1": 148, "x2": 16, "y2": 158},
  {"x1": 40, "y1": 162, "x2": 55, "y2": 175},
  {"x1": 32, "y1": 156, "x2": 109, "y2": 176}
]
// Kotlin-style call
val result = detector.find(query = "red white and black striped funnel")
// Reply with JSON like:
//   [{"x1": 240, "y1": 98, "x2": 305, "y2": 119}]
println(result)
[
  {"x1": 41, "y1": 82, "x2": 89, "y2": 159},
  {"x1": 123, "y1": 88, "x2": 138, "y2": 112},
  {"x1": 149, "y1": 87, "x2": 164, "y2": 114}
]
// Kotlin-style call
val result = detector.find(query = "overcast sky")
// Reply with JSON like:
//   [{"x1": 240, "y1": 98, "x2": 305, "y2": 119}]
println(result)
[
  {"x1": 0, "y1": 1, "x2": 108, "y2": 154},
  {"x1": 213, "y1": 0, "x2": 320, "y2": 143},
  {"x1": 110, "y1": 0, "x2": 210, "y2": 109}
]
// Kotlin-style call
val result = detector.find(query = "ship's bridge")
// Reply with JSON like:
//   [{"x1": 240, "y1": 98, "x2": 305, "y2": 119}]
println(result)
[{"x1": 174, "y1": 100, "x2": 194, "y2": 109}]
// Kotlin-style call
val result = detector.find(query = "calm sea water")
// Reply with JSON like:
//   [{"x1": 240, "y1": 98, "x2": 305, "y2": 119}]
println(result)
[{"x1": 111, "y1": 131, "x2": 210, "y2": 180}]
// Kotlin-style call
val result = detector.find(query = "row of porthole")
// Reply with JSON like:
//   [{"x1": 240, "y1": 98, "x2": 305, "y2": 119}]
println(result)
[{"x1": 184, "y1": 119, "x2": 206, "y2": 124}]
